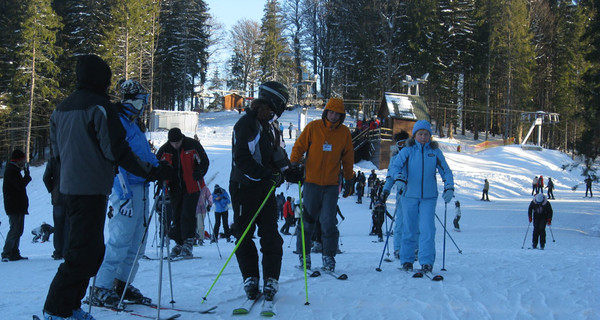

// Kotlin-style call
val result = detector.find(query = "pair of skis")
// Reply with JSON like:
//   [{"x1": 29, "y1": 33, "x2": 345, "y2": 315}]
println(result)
[{"x1": 232, "y1": 293, "x2": 275, "y2": 317}]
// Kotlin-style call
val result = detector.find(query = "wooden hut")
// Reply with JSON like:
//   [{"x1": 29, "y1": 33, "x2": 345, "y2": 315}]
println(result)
[{"x1": 223, "y1": 93, "x2": 244, "y2": 111}]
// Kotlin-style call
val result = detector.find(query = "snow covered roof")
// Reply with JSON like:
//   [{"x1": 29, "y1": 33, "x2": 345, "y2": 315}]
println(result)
[{"x1": 378, "y1": 92, "x2": 430, "y2": 121}]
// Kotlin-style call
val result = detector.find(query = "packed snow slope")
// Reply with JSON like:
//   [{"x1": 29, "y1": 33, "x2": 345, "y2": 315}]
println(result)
[{"x1": 1, "y1": 109, "x2": 599, "y2": 320}]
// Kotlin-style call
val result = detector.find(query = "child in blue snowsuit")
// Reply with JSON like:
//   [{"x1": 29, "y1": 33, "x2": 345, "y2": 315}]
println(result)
[
  {"x1": 94, "y1": 80, "x2": 158, "y2": 306},
  {"x1": 384, "y1": 120, "x2": 454, "y2": 273}
]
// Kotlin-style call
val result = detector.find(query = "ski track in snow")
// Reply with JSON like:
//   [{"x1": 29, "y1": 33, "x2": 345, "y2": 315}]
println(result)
[{"x1": 1, "y1": 109, "x2": 599, "y2": 320}]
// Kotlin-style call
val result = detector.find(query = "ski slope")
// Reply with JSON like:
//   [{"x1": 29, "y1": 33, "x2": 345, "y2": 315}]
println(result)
[{"x1": 1, "y1": 108, "x2": 598, "y2": 320}]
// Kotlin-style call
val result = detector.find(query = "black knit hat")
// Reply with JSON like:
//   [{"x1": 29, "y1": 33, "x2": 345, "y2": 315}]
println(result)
[
  {"x1": 11, "y1": 149, "x2": 26, "y2": 161},
  {"x1": 76, "y1": 55, "x2": 112, "y2": 93},
  {"x1": 168, "y1": 128, "x2": 184, "y2": 142}
]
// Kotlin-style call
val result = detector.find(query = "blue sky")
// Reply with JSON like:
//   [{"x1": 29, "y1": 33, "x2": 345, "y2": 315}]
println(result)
[{"x1": 205, "y1": 0, "x2": 265, "y2": 29}]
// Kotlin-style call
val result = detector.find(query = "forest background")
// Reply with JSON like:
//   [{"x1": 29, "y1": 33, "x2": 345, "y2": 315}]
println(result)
[{"x1": 0, "y1": 0, "x2": 598, "y2": 175}]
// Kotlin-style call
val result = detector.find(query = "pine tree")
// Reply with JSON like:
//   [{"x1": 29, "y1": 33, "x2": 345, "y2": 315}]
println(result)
[
  {"x1": 259, "y1": 0, "x2": 289, "y2": 82},
  {"x1": 10, "y1": 0, "x2": 63, "y2": 160}
]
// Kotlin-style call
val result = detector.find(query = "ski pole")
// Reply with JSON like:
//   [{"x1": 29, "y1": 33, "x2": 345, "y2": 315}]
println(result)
[
  {"x1": 298, "y1": 181, "x2": 310, "y2": 305},
  {"x1": 434, "y1": 213, "x2": 462, "y2": 253},
  {"x1": 521, "y1": 222, "x2": 531, "y2": 249},
  {"x1": 441, "y1": 202, "x2": 448, "y2": 271},
  {"x1": 376, "y1": 210, "x2": 396, "y2": 272},
  {"x1": 549, "y1": 224, "x2": 555, "y2": 242},
  {"x1": 286, "y1": 229, "x2": 296, "y2": 248},
  {"x1": 201, "y1": 183, "x2": 277, "y2": 303}
]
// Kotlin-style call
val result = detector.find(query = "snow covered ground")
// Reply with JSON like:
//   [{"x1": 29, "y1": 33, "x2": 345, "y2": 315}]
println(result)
[{"x1": 1, "y1": 108, "x2": 599, "y2": 320}]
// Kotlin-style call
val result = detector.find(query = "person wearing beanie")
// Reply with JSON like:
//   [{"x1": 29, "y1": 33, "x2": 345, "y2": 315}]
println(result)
[
  {"x1": 290, "y1": 97, "x2": 354, "y2": 273},
  {"x1": 91, "y1": 79, "x2": 160, "y2": 307},
  {"x1": 528, "y1": 193, "x2": 553, "y2": 249},
  {"x1": 44, "y1": 55, "x2": 171, "y2": 320},
  {"x1": 2, "y1": 148, "x2": 31, "y2": 262},
  {"x1": 481, "y1": 179, "x2": 490, "y2": 201},
  {"x1": 383, "y1": 119, "x2": 454, "y2": 274},
  {"x1": 157, "y1": 127, "x2": 210, "y2": 259},
  {"x1": 230, "y1": 81, "x2": 293, "y2": 302}
]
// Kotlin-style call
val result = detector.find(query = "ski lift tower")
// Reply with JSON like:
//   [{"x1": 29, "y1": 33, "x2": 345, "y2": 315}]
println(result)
[
  {"x1": 520, "y1": 111, "x2": 559, "y2": 151},
  {"x1": 401, "y1": 73, "x2": 429, "y2": 96}
]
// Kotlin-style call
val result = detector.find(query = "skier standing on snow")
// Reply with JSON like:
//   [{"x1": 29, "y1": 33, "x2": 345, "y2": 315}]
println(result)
[
  {"x1": 538, "y1": 176, "x2": 544, "y2": 194},
  {"x1": 195, "y1": 183, "x2": 212, "y2": 245},
  {"x1": 528, "y1": 193, "x2": 553, "y2": 249},
  {"x1": 382, "y1": 120, "x2": 454, "y2": 274},
  {"x1": 92, "y1": 79, "x2": 158, "y2": 307},
  {"x1": 584, "y1": 176, "x2": 593, "y2": 197},
  {"x1": 481, "y1": 179, "x2": 490, "y2": 201},
  {"x1": 356, "y1": 171, "x2": 366, "y2": 204},
  {"x1": 291, "y1": 97, "x2": 354, "y2": 273},
  {"x1": 43, "y1": 55, "x2": 170, "y2": 320},
  {"x1": 382, "y1": 131, "x2": 409, "y2": 259},
  {"x1": 367, "y1": 169, "x2": 377, "y2": 197},
  {"x1": 546, "y1": 177, "x2": 555, "y2": 200},
  {"x1": 2, "y1": 149, "x2": 31, "y2": 262},
  {"x1": 532, "y1": 176, "x2": 538, "y2": 195},
  {"x1": 229, "y1": 81, "x2": 296, "y2": 302},
  {"x1": 157, "y1": 127, "x2": 210, "y2": 259},
  {"x1": 211, "y1": 184, "x2": 231, "y2": 243},
  {"x1": 279, "y1": 196, "x2": 293, "y2": 235},
  {"x1": 453, "y1": 201, "x2": 462, "y2": 231}
]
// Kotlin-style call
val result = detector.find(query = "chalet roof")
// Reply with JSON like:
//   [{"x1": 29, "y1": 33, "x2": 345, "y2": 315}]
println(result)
[{"x1": 378, "y1": 92, "x2": 430, "y2": 121}]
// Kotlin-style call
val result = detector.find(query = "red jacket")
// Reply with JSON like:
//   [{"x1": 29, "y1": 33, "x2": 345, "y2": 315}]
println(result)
[
  {"x1": 283, "y1": 200, "x2": 293, "y2": 218},
  {"x1": 157, "y1": 136, "x2": 209, "y2": 194}
]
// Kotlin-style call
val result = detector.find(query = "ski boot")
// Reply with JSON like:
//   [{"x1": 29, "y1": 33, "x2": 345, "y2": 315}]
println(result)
[
  {"x1": 298, "y1": 254, "x2": 311, "y2": 270},
  {"x1": 421, "y1": 264, "x2": 433, "y2": 274},
  {"x1": 243, "y1": 277, "x2": 259, "y2": 300},
  {"x1": 71, "y1": 308, "x2": 96, "y2": 320},
  {"x1": 402, "y1": 262, "x2": 413, "y2": 272},
  {"x1": 113, "y1": 279, "x2": 151, "y2": 305},
  {"x1": 263, "y1": 278, "x2": 279, "y2": 301},
  {"x1": 89, "y1": 286, "x2": 120, "y2": 308},
  {"x1": 322, "y1": 255, "x2": 336, "y2": 272}
]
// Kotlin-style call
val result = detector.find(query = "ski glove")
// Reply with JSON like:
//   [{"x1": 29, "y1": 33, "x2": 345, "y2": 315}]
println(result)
[
  {"x1": 381, "y1": 190, "x2": 390, "y2": 202},
  {"x1": 547, "y1": 219, "x2": 551, "y2": 226},
  {"x1": 269, "y1": 171, "x2": 284, "y2": 187},
  {"x1": 442, "y1": 188, "x2": 454, "y2": 203},
  {"x1": 149, "y1": 161, "x2": 173, "y2": 182},
  {"x1": 529, "y1": 217, "x2": 532, "y2": 223},
  {"x1": 284, "y1": 163, "x2": 304, "y2": 183},
  {"x1": 193, "y1": 167, "x2": 204, "y2": 181},
  {"x1": 395, "y1": 173, "x2": 407, "y2": 195},
  {"x1": 119, "y1": 199, "x2": 133, "y2": 217},
  {"x1": 206, "y1": 204, "x2": 212, "y2": 212}
]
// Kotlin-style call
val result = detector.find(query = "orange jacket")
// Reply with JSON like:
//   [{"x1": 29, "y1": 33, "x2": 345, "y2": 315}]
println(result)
[{"x1": 290, "y1": 110, "x2": 354, "y2": 186}]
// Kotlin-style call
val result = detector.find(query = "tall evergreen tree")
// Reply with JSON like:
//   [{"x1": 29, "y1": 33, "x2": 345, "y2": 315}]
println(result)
[{"x1": 259, "y1": 0, "x2": 289, "y2": 82}]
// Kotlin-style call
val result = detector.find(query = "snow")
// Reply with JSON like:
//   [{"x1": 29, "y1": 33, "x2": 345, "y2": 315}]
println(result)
[{"x1": 1, "y1": 108, "x2": 599, "y2": 320}]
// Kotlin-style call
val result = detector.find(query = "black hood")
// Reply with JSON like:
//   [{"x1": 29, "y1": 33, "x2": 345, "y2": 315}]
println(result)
[{"x1": 76, "y1": 55, "x2": 112, "y2": 95}]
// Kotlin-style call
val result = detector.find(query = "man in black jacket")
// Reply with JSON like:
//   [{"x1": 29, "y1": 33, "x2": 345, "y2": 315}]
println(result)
[
  {"x1": 43, "y1": 55, "x2": 170, "y2": 320},
  {"x1": 1, "y1": 149, "x2": 31, "y2": 262},
  {"x1": 229, "y1": 81, "x2": 297, "y2": 302},
  {"x1": 157, "y1": 127, "x2": 209, "y2": 259},
  {"x1": 528, "y1": 193, "x2": 553, "y2": 250}
]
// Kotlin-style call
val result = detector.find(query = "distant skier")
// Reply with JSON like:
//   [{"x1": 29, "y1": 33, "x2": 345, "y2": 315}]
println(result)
[
  {"x1": 453, "y1": 201, "x2": 461, "y2": 231},
  {"x1": 546, "y1": 177, "x2": 555, "y2": 200},
  {"x1": 532, "y1": 176, "x2": 538, "y2": 195},
  {"x1": 538, "y1": 176, "x2": 544, "y2": 194},
  {"x1": 481, "y1": 179, "x2": 490, "y2": 201},
  {"x1": 528, "y1": 193, "x2": 553, "y2": 249},
  {"x1": 584, "y1": 176, "x2": 593, "y2": 197}
]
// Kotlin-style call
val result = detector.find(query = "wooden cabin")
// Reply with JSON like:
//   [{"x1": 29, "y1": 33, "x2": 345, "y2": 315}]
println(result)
[{"x1": 223, "y1": 93, "x2": 244, "y2": 111}]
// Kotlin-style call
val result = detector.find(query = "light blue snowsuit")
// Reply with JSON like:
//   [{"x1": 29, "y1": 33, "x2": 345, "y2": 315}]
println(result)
[
  {"x1": 386, "y1": 138, "x2": 453, "y2": 267},
  {"x1": 96, "y1": 104, "x2": 158, "y2": 289}
]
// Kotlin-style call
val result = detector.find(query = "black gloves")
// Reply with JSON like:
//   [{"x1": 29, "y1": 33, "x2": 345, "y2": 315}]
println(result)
[
  {"x1": 193, "y1": 168, "x2": 203, "y2": 180},
  {"x1": 24, "y1": 163, "x2": 30, "y2": 177},
  {"x1": 269, "y1": 171, "x2": 284, "y2": 187},
  {"x1": 284, "y1": 163, "x2": 304, "y2": 183},
  {"x1": 149, "y1": 161, "x2": 172, "y2": 181},
  {"x1": 381, "y1": 190, "x2": 390, "y2": 202},
  {"x1": 206, "y1": 204, "x2": 211, "y2": 212}
]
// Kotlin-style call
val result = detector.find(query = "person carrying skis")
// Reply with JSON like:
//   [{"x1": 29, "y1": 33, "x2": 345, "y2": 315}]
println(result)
[
  {"x1": 291, "y1": 97, "x2": 354, "y2": 273},
  {"x1": 211, "y1": 184, "x2": 231, "y2": 242},
  {"x1": 91, "y1": 79, "x2": 159, "y2": 307},
  {"x1": 43, "y1": 55, "x2": 171, "y2": 320},
  {"x1": 230, "y1": 81, "x2": 295, "y2": 302},
  {"x1": 453, "y1": 201, "x2": 462, "y2": 231},
  {"x1": 546, "y1": 177, "x2": 555, "y2": 200},
  {"x1": 382, "y1": 120, "x2": 454, "y2": 274},
  {"x1": 157, "y1": 127, "x2": 210, "y2": 259},
  {"x1": 481, "y1": 179, "x2": 490, "y2": 201},
  {"x1": 528, "y1": 193, "x2": 553, "y2": 249}
]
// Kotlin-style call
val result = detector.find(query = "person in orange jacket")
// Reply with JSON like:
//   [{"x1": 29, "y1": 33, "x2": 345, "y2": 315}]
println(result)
[{"x1": 290, "y1": 97, "x2": 354, "y2": 272}]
